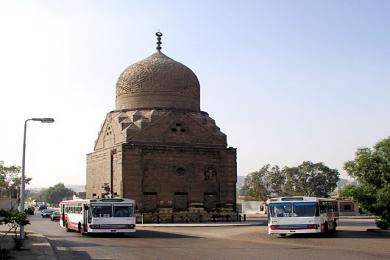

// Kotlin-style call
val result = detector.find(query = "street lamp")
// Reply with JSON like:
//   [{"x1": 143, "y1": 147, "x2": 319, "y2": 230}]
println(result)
[{"x1": 20, "y1": 117, "x2": 54, "y2": 239}]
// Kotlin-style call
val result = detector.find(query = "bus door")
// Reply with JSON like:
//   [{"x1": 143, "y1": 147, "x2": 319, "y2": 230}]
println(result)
[
  {"x1": 61, "y1": 204, "x2": 65, "y2": 226},
  {"x1": 83, "y1": 204, "x2": 89, "y2": 233}
]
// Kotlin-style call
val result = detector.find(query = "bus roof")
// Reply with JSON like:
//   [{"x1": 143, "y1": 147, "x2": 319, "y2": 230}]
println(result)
[
  {"x1": 266, "y1": 196, "x2": 336, "y2": 203},
  {"x1": 89, "y1": 198, "x2": 135, "y2": 203},
  {"x1": 60, "y1": 199, "x2": 89, "y2": 204},
  {"x1": 60, "y1": 198, "x2": 135, "y2": 204}
]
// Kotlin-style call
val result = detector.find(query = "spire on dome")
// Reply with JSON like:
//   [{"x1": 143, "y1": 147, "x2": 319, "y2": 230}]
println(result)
[{"x1": 156, "y1": 32, "x2": 163, "y2": 51}]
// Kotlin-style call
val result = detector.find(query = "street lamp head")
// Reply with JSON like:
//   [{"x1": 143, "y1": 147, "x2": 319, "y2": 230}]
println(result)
[{"x1": 32, "y1": 118, "x2": 55, "y2": 123}]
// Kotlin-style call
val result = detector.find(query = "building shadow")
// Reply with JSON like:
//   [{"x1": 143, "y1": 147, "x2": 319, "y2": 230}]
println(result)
[
  {"x1": 277, "y1": 230, "x2": 390, "y2": 239},
  {"x1": 88, "y1": 229, "x2": 199, "y2": 239}
]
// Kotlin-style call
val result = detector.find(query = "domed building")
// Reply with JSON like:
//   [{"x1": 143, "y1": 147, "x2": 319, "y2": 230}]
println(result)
[{"x1": 86, "y1": 33, "x2": 237, "y2": 221}]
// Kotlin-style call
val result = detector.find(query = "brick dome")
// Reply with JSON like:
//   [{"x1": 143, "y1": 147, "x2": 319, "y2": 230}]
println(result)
[{"x1": 116, "y1": 51, "x2": 200, "y2": 111}]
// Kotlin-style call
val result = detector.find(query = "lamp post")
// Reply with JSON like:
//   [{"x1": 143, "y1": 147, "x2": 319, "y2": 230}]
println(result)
[{"x1": 20, "y1": 118, "x2": 54, "y2": 239}]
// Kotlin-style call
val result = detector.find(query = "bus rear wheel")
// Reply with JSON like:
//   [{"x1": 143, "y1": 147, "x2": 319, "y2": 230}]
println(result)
[{"x1": 331, "y1": 221, "x2": 337, "y2": 233}]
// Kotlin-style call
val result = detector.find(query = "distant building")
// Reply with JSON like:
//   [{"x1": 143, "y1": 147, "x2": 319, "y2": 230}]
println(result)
[
  {"x1": 337, "y1": 199, "x2": 359, "y2": 216},
  {"x1": 86, "y1": 33, "x2": 237, "y2": 221},
  {"x1": 237, "y1": 196, "x2": 267, "y2": 215}
]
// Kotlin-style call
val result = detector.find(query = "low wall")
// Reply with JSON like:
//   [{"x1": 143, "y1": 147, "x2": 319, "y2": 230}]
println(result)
[{"x1": 0, "y1": 198, "x2": 17, "y2": 210}]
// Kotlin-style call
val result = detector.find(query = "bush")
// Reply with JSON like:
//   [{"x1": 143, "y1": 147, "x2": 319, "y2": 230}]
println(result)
[
  {"x1": 0, "y1": 209, "x2": 30, "y2": 249},
  {"x1": 376, "y1": 219, "x2": 389, "y2": 230}
]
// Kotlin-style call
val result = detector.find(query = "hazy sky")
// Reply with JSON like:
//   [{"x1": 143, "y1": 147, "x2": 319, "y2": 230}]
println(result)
[{"x1": 1, "y1": 0, "x2": 389, "y2": 188}]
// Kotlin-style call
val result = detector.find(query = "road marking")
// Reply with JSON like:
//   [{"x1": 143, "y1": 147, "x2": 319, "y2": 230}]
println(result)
[{"x1": 32, "y1": 242, "x2": 51, "y2": 246}]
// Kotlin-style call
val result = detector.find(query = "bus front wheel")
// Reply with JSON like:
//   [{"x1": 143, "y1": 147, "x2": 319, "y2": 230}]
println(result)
[
  {"x1": 322, "y1": 223, "x2": 329, "y2": 237},
  {"x1": 65, "y1": 222, "x2": 71, "y2": 232},
  {"x1": 78, "y1": 223, "x2": 87, "y2": 235}
]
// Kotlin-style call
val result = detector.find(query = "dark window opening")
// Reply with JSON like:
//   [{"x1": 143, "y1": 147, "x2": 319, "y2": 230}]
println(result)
[
  {"x1": 204, "y1": 193, "x2": 217, "y2": 211},
  {"x1": 174, "y1": 192, "x2": 188, "y2": 211},
  {"x1": 144, "y1": 192, "x2": 157, "y2": 195},
  {"x1": 143, "y1": 192, "x2": 157, "y2": 212},
  {"x1": 204, "y1": 167, "x2": 217, "y2": 181},
  {"x1": 176, "y1": 167, "x2": 185, "y2": 175},
  {"x1": 343, "y1": 204, "x2": 352, "y2": 211}
]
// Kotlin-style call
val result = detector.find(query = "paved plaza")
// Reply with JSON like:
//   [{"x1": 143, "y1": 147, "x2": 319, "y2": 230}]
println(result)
[{"x1": 2, "y1": 214, "x2": 387, "y2": 259}]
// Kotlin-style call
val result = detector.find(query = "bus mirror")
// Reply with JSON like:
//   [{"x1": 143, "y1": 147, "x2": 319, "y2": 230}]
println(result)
[{"x1": 84, "y1": 205, "x2": 89, "y2": 210}]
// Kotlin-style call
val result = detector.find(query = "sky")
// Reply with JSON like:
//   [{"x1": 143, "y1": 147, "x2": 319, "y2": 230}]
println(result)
[{"x1": 0, "y1": 0, "x2": 389, "y2": 188}]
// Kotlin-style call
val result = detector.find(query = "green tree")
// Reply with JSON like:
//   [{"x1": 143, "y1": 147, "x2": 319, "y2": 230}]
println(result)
[
  {"x1": 241, "y1": 162, "x2": 339, "y2": 201},
  {"x1": 40, "y1": 183, "x2": 75, "y2": 206},
  {"x1": 0, "y1": 161, "x2": 31, "y2": 201},
  {"x1": 283, "y1": 162, "x2": 340, "y2": 197},
  {"x1": 283, "y1": 161, "x2": 339, "y2": 197},
  {"x1": 344, "y1": 137, "x2": 390, "y2": 229},
  {"x1": 240, "y1": 164, "x2": 284, "y2": 201},
  {"x1": 338, "y1": 184, "x2": 358, "y2": 198}
]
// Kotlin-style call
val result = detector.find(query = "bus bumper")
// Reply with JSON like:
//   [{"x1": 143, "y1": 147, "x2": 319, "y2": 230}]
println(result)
[
  {"x1": 87, "y1": 228, "x2": 136, "y2": 233},
  {"x1": 268, "y1": 225, "x2": 321, "y2": 234},
  {"x1": 87, "y1": 224, "x2": 136, "y2": 233}
]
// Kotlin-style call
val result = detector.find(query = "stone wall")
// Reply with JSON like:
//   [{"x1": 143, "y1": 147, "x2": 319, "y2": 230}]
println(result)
[{"x1": 121, "y1": 144, "x2": 236, "y2": 213}]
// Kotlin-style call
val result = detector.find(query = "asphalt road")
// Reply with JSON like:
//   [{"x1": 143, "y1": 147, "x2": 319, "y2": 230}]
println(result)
[{"x1": 27, "y1": 214, "x2": 390, "y2": 260}]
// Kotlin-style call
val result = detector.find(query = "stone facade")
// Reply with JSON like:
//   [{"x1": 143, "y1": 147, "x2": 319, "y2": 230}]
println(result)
[{"x1": 86, "y1": 44, "x2": 237, "y2": 220}]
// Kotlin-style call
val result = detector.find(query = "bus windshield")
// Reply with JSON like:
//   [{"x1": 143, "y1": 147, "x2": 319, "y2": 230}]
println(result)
[
  {"x1": 113, "y1": 205, "x2": 134, "y2": 217},
  {"x1": 91, "y1": 204, "x2": 112, "y2": 218},
  {"x1": 269, "y1": 202, "x2": 318, "y2": 217}
]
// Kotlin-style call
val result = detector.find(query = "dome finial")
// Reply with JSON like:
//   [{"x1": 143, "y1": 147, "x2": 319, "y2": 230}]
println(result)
[{"x1": 156, "y1": 32, "x2": 163, "y2": 51}]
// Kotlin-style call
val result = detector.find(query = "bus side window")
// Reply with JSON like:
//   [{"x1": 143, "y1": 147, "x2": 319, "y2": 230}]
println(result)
[{"x1": 320, "y1": 202, "x2": 325, "y2": 213}]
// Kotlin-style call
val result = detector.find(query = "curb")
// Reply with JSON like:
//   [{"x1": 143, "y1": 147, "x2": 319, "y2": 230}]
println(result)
[
  {"x1": 12, "y1": 231, "x2": 58, "y2": 260},
  {"x1": 0, "y1": 226, "x2": 57, "y2": 260},
  {"x1": 339, "y1": 216, "x2": 375, "y2": 219},
  {"x1": 366, "y1": 228, "x2": 390, "y2": 234}
]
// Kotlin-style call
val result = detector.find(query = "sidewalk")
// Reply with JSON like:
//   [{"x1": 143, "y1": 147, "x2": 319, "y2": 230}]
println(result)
[{"x1": 0, "y1": 225, "x2": 57, "y2": 260}]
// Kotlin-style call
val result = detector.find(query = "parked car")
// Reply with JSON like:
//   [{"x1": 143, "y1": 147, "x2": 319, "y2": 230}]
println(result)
[
  {"x1": 38, "y1": 205, "x2": 47, "y2": 211},
  {"x1": 50, "y1": 211, "x2": 60, "y2": 221},
  {"x1": 41, "y1": 209, "x2": 54, "y2": 218},
  {"x1": 25, "y1": 207, "x2": 35, "y2": 215}
]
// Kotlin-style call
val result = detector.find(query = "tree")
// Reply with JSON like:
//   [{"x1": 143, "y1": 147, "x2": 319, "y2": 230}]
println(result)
[
  {"x1": 283, "y1": 161, "x2": 339, "y2": 197},
  {"x1": 0, "y1": 161, "x2": 31, "y2": 202},
  {"x1": 240, "y1": 164, "x2": 284, "y2": 201},
  {"x1": 240, "y1": 161, "x2": 339, "y2": 201},
  {"x1": 39, "y1": 183, "x2": 75, "y2": 206},
  {"x1": 344, "y1": 137, "x2": 390, "y2": 229},
  {"x1": 338, "y1": 184, "x2": 358, "y2": 198}
]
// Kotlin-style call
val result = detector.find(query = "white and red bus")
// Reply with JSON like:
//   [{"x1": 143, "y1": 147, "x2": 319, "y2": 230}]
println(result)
[
  {"x1": 59, "y1": 198, "x2": 136, "y2": 234},
  {"x1": 266, "y1": 196, "x2": 338, "y2": 236}
]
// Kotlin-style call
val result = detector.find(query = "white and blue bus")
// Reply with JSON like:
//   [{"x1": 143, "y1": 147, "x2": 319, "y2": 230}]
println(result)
[
  {"x1": 266, "y1": 196, "x2": 338, "y2": 236},
  {"x1": 59, "y1": 198, "x2": 136, "y2": 235}
]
